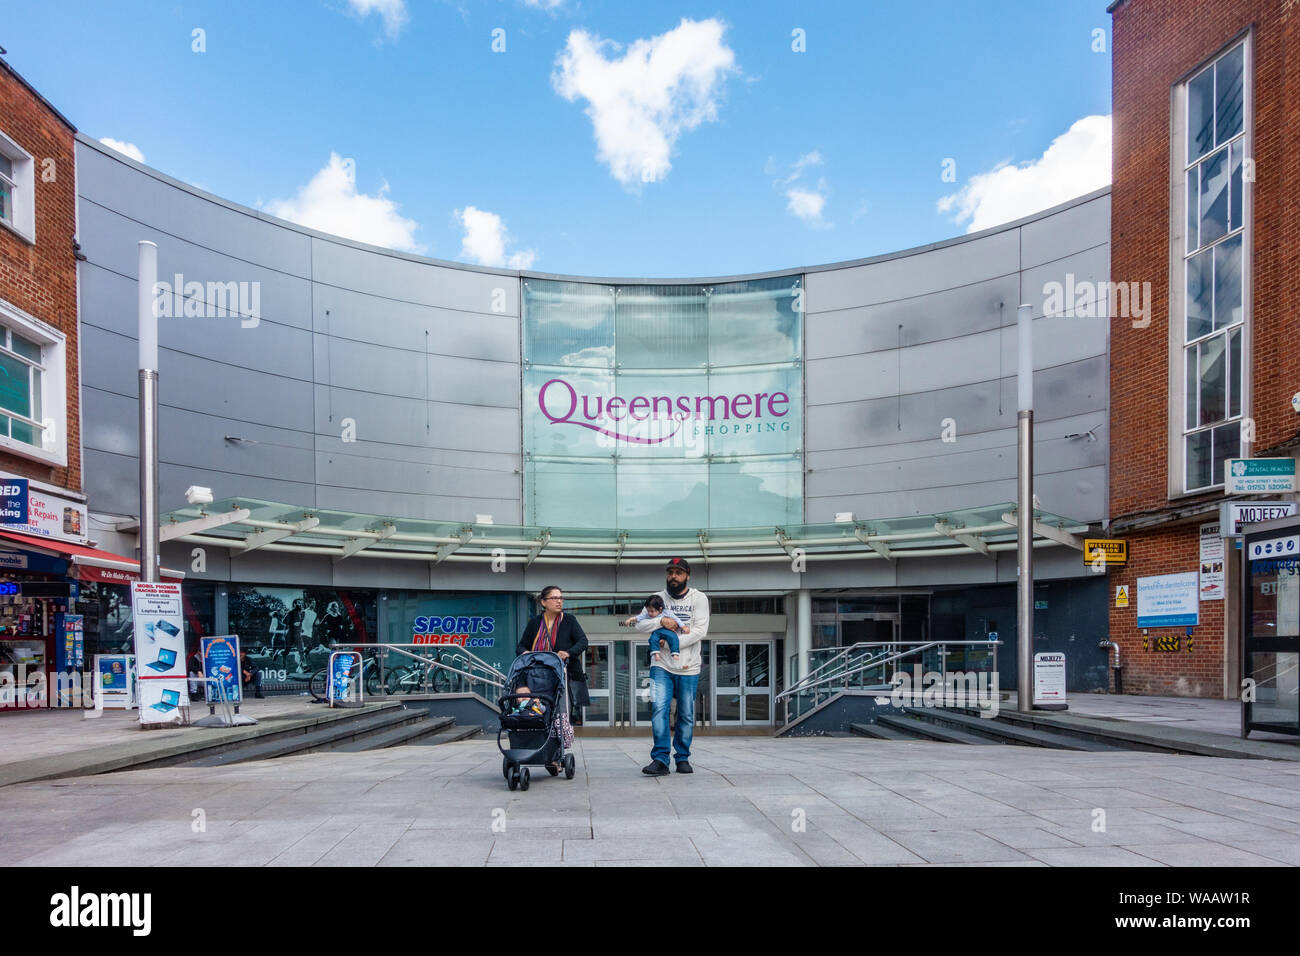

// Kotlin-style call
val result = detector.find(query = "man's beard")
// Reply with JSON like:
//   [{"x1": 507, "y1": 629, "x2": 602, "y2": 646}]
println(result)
[{"x1": 666, "y1": 578, "x2": 689, "y2": 599}]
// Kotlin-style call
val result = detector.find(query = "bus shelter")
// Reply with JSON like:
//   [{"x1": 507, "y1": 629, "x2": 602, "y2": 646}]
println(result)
[{"x1": 1243, "y1": 514, "x2": 1300, "y2": 737}]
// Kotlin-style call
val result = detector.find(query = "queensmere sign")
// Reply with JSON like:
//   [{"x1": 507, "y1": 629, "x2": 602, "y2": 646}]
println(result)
[{"x1": 536, "y1": 377, "x2": 792, "y2": 446}]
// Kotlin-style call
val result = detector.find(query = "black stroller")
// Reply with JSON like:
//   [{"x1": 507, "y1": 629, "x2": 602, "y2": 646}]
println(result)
[{"x1": 497, "y1": 651, "x2": 576, "y2": 791}]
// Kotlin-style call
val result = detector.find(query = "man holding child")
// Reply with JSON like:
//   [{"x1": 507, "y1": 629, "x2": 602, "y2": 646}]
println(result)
[{"x1": 632, "y1": 557, "x2": 709, "y2": 776}]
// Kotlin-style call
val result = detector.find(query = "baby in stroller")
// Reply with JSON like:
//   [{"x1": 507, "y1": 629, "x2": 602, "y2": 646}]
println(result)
[
  {"x1": 507, "y1": 685, "x2": 545, "y2": 719},
  {"x1": 497, "y1": 651, "x2": 576, "y2": 791}
]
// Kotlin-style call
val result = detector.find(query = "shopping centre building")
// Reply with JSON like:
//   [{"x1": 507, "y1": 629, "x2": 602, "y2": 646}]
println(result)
[
  {"x1": 82, "y1": 0, "x2": 1300, "y2": 721},
  {"x1": 44, "y1": 134, "x2": 1111, "y2": 726}
]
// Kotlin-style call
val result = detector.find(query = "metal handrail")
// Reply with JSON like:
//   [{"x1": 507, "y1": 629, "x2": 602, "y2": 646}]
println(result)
[
  {"x1": 784, "y1": 639, "x2": 1006, "y2": 699},
  {"x1": 778, "y1": 640, "x2": 1002, "y2": 725},
  {"x1": 780, "y1": 641, "x2": 935, "y2": 701},
  {"x1": 337, "y1": 642, "x2": 506, "y2": 695}
]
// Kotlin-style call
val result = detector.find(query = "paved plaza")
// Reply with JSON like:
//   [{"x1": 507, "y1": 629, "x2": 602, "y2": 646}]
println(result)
[{"x1": 4, "y1": 734, "x2": 1300, "y2": 866}]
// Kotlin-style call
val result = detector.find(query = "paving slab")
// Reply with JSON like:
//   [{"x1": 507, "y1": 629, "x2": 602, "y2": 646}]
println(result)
[{"x1": 3, "y1": 735, "x2": 1300, "y2": 866}]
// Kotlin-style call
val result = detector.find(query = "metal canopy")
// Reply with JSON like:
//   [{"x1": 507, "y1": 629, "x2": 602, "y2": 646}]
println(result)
[{"x1": 160, "y1": 498, "x2": 1090, "y2": 567}]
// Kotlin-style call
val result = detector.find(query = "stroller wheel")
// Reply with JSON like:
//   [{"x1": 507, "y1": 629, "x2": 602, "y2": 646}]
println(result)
[
  {"x1": 564, "y1": 754, "x2": 576, "y2": 779},
  {"x1": 546, "y1": 761, "x2": 560, "y2": 777},
  {"x1": 502, "y1": 757, "x2": 512, "y2": 780},
  {"x1": 519, "y1": 767, "x2": 530, "y2": 791},
  {"x1": 507, "y1": 767, "x2": 519, "y2": 791}
]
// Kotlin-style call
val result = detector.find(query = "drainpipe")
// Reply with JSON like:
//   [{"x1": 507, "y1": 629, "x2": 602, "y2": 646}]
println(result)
[{"x1": 1098, "y1": 638, "x2": 1122, "y2": 694}]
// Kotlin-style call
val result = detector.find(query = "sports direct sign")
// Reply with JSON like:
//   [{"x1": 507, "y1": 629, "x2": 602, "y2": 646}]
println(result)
[{"x1": 411, "y1": 615, "x2": 497, "y2": 648}]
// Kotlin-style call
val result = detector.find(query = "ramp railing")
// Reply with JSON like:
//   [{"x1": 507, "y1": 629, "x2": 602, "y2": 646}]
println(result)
[{"x1": 777, "y1": 640, "x2": 1001, "y2": 725}]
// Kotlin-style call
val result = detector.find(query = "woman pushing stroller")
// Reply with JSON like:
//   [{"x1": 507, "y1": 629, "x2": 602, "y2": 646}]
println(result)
[{"x1": 502, "y1": 585, "x2": 588, "y2": 780}]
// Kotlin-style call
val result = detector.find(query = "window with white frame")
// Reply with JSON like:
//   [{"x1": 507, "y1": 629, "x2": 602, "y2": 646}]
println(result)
[
  {"x1": 0, "y1": 299, "x2": 66, "y2": 467},
  {"x1": 1181, "y1": 40, "x2": 1247, "y2": 493},
  {"x1": 0, "y1": 129, "x2": 36, "y2": 243}
]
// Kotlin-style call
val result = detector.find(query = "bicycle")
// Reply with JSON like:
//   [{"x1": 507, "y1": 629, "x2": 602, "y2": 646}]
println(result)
[{"x1": 388, "y1": 652, "x2": 467, "y2": 694}]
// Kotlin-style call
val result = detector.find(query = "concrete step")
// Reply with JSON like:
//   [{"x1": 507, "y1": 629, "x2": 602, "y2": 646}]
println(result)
[
  {"x1": 183, "y1": 707, "x2": 425, "y2": 766},
  {"x1": 904, "y1": 707, "x2": 1131, "y2": 752},
  {"x1": 947, "y1": 706, "x2": 1287, "y2": 758},
  {"x1": 849, "y1": 721, "x2": 912, "y2": 741},
  {"x1": 332, "y1": 715, "x2": 456, "y2": 752},
  {"x1": 875, "y1": 712, "x2": 997, "y2": 745},
  {"x1": 413, "y1": 724, "x2": 483, "y2": 746}
]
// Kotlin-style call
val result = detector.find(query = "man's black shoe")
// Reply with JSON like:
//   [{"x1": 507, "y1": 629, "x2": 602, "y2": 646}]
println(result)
[
  {"x1": 641, "y1": 760, "x2": 670, "y2": 776},
  {"x1": 676, "y1": 761, "x2": 694, "y2": 774}
]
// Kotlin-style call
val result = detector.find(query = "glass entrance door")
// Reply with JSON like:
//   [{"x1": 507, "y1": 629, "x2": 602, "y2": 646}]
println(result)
[
  {"x1": 839, "y1": 614, "x2": 899, "y2": 685},
  {"x1": 712, "y1": 641, "x2": 773, "y2": 726},
  {"x1": 581, "y1": 642, "x2": 612, "y2": 726}
]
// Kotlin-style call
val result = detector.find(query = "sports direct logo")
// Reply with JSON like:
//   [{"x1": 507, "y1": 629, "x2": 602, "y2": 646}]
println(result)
[
  {"x1": 537, "y1": 378, "x2": 791, "y2": 445},
  {"x1": 411, "y1": 615, "x2": 496, "y2": 648}
]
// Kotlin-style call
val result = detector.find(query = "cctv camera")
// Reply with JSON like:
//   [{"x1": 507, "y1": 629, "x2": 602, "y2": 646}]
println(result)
[
  {"x1": 185, "y1": 485, "x2": 214, "y2": 506},
  {"x1": 1292, "y1": 392, "x2": 1300, "y2": 414}
]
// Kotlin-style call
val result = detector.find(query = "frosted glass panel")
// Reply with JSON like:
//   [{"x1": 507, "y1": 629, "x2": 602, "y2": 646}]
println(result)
[{"x1": 523, "y1": 276, "x2": 804, "y2": 528}]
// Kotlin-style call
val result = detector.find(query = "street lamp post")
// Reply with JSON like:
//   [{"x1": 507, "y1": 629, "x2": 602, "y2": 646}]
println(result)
[
  {"x1": 1017, "y1": 303, "x2": 1034, "y2": 712},
  {"x1": 138, "y1": 241, "x2": 159, "y2": 584}
]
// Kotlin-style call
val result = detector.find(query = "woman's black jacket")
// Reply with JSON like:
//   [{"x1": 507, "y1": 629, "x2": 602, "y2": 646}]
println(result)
[{"x1": 517, "y1": 613, "x2": 589, "y2": 681}]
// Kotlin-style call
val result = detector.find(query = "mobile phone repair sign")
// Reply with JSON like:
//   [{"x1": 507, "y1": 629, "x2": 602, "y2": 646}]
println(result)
[
  {"x1": 1136, "y1": 572, "x2": 1200, "y2": 628},
  {"x1": 132, "y1": 580, "x2": 189, "y2": 724}
]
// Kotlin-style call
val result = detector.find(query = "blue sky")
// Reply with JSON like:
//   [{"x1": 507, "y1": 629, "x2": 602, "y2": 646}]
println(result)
[{"x1": 6, "y1": 0, "x2": 1112, "y2": 277}]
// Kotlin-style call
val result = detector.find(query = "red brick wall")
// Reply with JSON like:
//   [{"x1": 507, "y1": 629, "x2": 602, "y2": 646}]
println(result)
[
  {"x1": 1106, "y1": 526, "x2": 1226, "y2": 697},
  {"x1": 0, "y1": 64, "x2": 80, "y2": 493},
  {"x1": 1109, "y1": 0, "x2": 1299, "y2": 697}
]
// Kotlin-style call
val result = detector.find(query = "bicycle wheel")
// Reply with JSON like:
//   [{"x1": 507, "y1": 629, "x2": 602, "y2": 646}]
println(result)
[
  {"x1": 365, "y1": 669, "x2": 384, "y2": 697},
  {"x1": 432, "y1": 667, "x2": 453, "y2": 695},
  {"x1": 308, "y1": 669, "x2": 327, "y2": 701}
]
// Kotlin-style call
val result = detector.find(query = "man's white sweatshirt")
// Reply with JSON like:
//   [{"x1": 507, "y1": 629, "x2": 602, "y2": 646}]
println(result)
[{"x1": 634, "y1": 587, "x2": 710, "y2": 676}]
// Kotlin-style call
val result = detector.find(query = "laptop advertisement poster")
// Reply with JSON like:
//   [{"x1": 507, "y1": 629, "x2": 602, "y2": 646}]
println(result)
[
  {"x1": 201, "y1": 635, "x2": 241, "y2": 704},
  {"x1": 131, "y1": 580, "x2": 189, "y2": 724}
]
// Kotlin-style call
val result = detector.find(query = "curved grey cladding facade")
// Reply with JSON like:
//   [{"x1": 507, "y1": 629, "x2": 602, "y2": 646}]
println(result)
[
  {"x1": 803, "y1": 190, "x2": 1110, "y2": 524},
  {"x1": 75, "y1": 133, "x2": 1108, "y2": 533},
  {"x1": 76, "y1": 136, "x2": 524, "y2": 522}
]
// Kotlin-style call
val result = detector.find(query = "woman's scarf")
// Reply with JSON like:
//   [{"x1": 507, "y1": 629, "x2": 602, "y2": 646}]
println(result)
[{"x1": 533, "y1": 612, "x2": 560, "y2": 652}]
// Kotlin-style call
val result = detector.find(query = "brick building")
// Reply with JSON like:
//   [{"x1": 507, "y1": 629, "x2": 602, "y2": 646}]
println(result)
[
  {"x1": 1108, "y1": 0, "x2": 1300, "y2": 697},
  {"x1": 0, "y1": 56, "x2": 81, "y2": 495}
]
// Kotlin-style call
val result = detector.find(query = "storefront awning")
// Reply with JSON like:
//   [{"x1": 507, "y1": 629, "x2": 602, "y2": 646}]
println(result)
[
  {"x1": 158, "y1": 498, "x2": 1092, "y2": 567},
  {"x1": 0, "y1": 530, "x2": 185, "y2": 582}
]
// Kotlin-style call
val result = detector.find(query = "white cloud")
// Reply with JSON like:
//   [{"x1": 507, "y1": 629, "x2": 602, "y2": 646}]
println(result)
[
  {"x1": 346, "y1": 0, "x2": 408, "y2": 39},
  {"x1": 783, "y1": 150, "x2": 822, "y2": 185},
  {"x1": 522, "y1": 0, "x2": 566, "y2": 9},
  {"x1": 454, "y1": 205, "x2": 537, "y2": 269},
  {"x1": 552, "y1": 18, "x2": 737, "y2": 187},
  {"x1": 786, "y1": 186, "x2": 828, "y2": 228},
  {"x1": 99, "y1": 138, "x2": 145, "y2": 163},
  {"x1": 772, "y1": 153, "x2": 829, "y2": 228},
  {"x1": 560, "y1": 345, "x2": 614, "y2": 366},
  {"x1": 265, "y1": 153, "x2": 423, "y2": 252},
  {"x1": 937, "y1": 115, "x2": 1111, "y2": 233}
]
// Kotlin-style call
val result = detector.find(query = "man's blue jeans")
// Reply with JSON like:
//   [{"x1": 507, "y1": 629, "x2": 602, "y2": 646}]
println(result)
[{"x1": 650, "y1": 666, "x2": 698, "y2": 767}]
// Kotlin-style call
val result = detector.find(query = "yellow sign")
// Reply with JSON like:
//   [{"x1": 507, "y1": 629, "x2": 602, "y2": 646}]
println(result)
[
  {"x1": 1115, "y1": 585, "x2": 1129, "y2": 608},
  {"x1": 1084, "y1": 538, "x2": 1127, "y2": 566}
]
